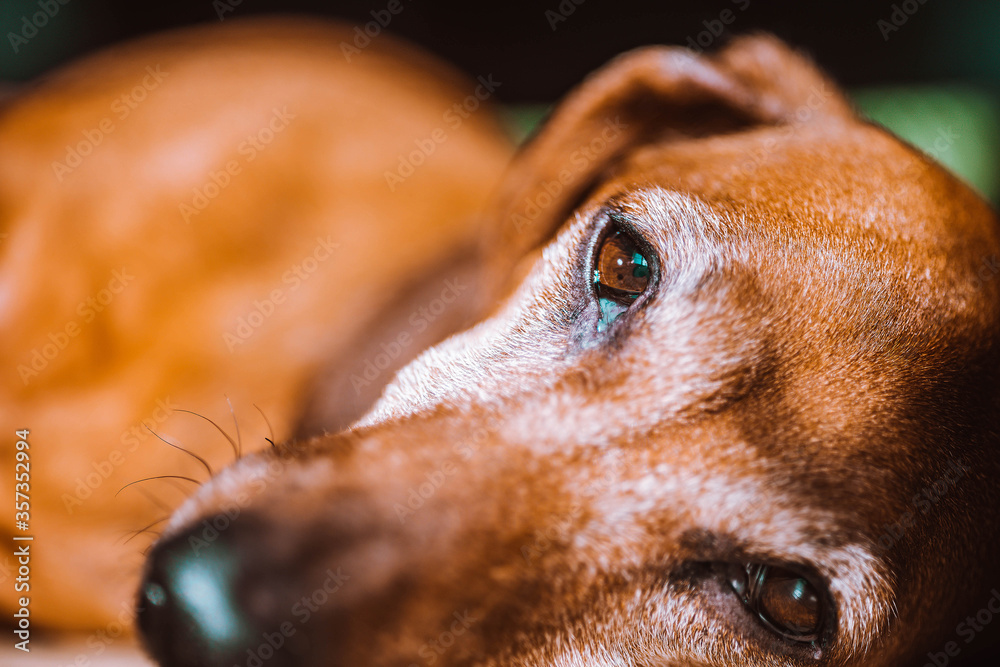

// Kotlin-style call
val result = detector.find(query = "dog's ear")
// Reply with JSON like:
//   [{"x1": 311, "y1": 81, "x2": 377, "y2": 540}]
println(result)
[{"x1": 485, "y1": 34, "x2": 854, "y2": 264}]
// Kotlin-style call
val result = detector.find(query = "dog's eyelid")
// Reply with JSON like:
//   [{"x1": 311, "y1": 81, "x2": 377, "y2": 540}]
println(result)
[
  {"x1": 588, "y1": 209, "x2": 660, "y2": 334},
  {"x1": 603, "y1": 209, "x2": 652, "y2": 247}
]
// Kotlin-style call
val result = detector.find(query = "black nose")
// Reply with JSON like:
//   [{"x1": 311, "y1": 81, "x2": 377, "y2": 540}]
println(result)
[{"x1": 136, "y1": 512, "x2": 312, "y2": 667}]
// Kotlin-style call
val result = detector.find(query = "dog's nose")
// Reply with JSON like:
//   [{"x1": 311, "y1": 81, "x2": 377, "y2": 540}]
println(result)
[{"x1": 136, "y1": 513, "x2": 308, "y2": 667}]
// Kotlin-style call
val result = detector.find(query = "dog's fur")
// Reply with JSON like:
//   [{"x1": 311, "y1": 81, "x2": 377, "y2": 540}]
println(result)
[{"x1": 4, "y1": 17, "x2": 1000, "y2": 667}]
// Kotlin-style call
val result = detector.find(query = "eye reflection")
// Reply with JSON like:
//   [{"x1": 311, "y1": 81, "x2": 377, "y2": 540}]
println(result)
[
  {"x1": 727, "y1": 563, "x2": 823, "y2": 644},
  {"x1": 592, "y1": 227, "x2": 651, "y2": 331}
]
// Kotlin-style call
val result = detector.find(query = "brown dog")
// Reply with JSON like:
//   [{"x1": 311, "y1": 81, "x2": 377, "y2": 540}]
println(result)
[{"x1": 130, "y1": 28, "x2": 1000, "y2": 667}]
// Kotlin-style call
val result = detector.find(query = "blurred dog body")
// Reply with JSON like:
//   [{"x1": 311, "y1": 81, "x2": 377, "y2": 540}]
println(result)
[{"x1": 0, "y1": 18, "x2": 512, "y2": 629}]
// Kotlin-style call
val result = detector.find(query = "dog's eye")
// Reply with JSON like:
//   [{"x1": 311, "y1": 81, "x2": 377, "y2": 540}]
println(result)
[
  {"x1": 592, "y1": 226, "x2": 651, "y2": 331},
  {"x1": 728, "y1": 563, "x2": 824, "y2": 644}
]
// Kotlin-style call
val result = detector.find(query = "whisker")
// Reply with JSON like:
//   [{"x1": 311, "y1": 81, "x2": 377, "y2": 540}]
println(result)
[
  {"x1": 144, "y1": 423, "x2": 213, "y2": 477},
  {"x1": 159, "y1": 476, "x2": 196, "y2": 495},
  {"x1": 254, "y1": 403, "x2": 276, "y2": 450},
  {"x1": 176, "y1": 409, "x2": 239, "y2": 460},
  {"x1": 123, "y1": 516, "x2": 169, "y2": 544},
  {"x1": 226, "y1": 396, "x2": 243, "y2": 458},
  {"x1": 116, "y1": 475, "x2": 201, "y2": 498}
]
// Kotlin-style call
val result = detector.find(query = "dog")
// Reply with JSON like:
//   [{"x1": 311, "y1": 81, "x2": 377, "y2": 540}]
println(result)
[
  {"x1": 128, "y1": 25, "x2": 1000, "y2": 667},
  {"x1": 5, "y1": 17, "x2": 999, "y2": 667}
]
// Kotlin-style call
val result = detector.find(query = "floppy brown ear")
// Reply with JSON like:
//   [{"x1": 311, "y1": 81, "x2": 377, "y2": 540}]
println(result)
[{"x1": 485, "y1": 34, "x2": 855, "y2": 264}]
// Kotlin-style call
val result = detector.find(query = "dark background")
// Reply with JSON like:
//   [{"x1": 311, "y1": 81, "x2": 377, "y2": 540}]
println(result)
[
  {"x1": 2, "y1": 0, "x2": 999, "y2": 101},
  {"x1": 6, "y1": 0, "x2": 996, "y2": 200}
]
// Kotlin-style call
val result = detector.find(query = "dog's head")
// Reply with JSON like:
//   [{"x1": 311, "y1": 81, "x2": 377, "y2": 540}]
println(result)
[{"x1": 137, "y1": 36, "x2": 1000, "y2": 666}]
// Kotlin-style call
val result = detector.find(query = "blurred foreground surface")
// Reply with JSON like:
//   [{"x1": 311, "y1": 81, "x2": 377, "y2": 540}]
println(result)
[{"x1": 0, "y1": 638, "x2": 153, "y2": 666}]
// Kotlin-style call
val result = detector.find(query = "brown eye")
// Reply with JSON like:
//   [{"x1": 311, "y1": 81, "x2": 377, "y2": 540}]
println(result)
[
  {"x1": 592, "y1": 226, "x2": 652, "y2": 332},
  {"x1": 594, "y1": 229, "x2": 651, "y2": 301},
  {"x1": 728, "y1": 563, "x2": 824, "y2": 643},
  {"x1": 757, "y1": 568, "x2": 821, "y2": 637}
]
